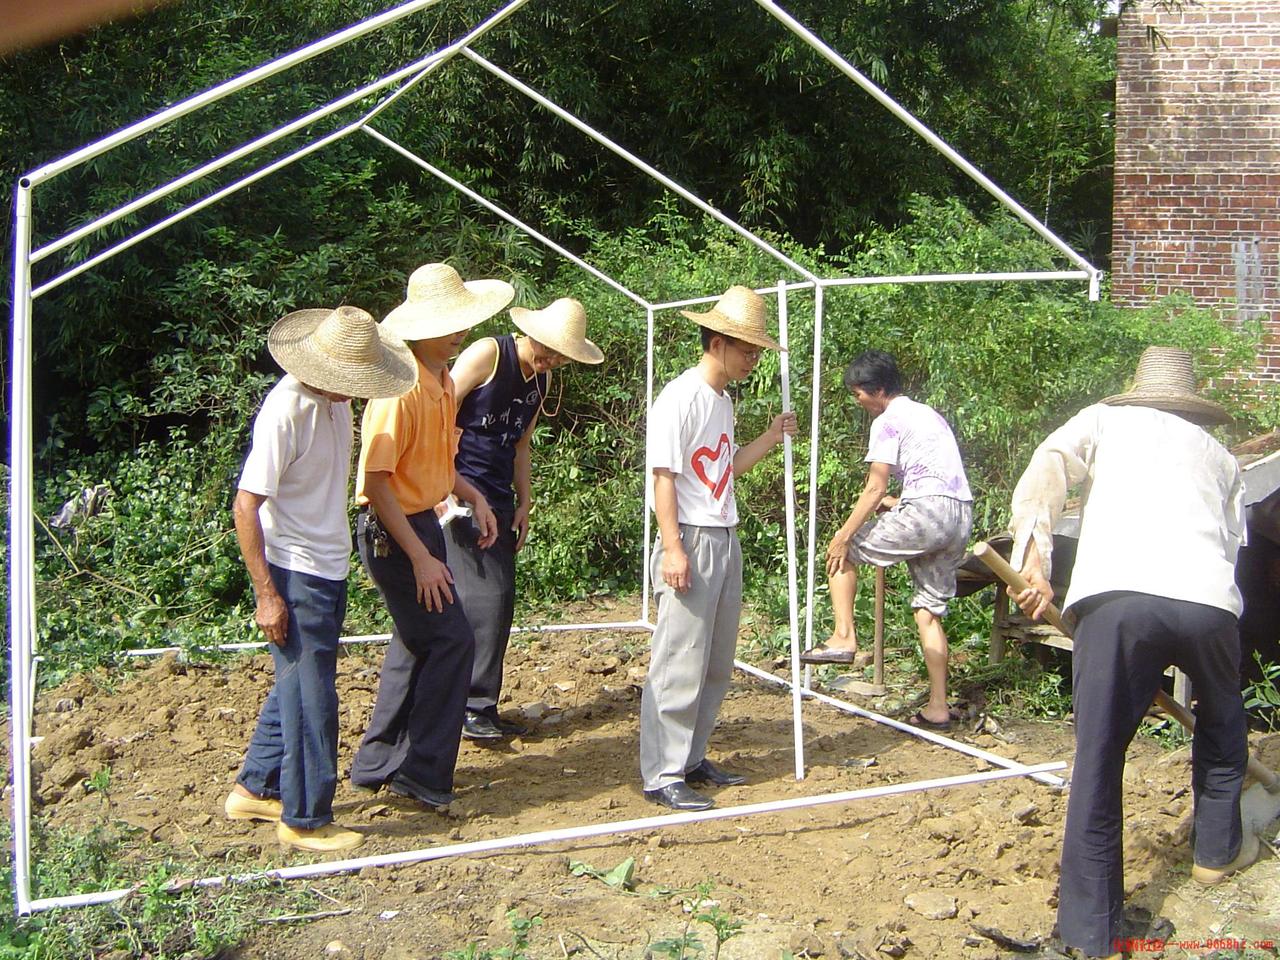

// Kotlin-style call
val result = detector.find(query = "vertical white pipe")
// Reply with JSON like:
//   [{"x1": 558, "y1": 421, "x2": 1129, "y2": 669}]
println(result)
[
  {"x1": 803, "y1": 284, "x2": 825, "y2": 689},
  {"x1": 778, "y1": 283, "x2": 805, "y2": 781},
  {"x1": 9, "y1": 179, "x2": 35, "y2": 916},
  {"x1": 641, "y1": 305, "x2": 656, "y2": 624}
]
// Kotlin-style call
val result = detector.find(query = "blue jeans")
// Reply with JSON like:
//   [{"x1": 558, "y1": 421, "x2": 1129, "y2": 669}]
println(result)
[{"x1": 237, "y1": 564, "x2": 347, "y2": 829}]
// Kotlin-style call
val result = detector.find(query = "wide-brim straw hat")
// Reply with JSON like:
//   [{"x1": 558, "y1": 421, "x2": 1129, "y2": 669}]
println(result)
[
  {"x1": 679, "y1": 284, "x2": 782, "y2": 351},
  {"x1": 381, "y1": 262, "x2": 515, "y2": 341},
  {"x1": 510, "y1": 297, "x2": 604, "y2": 365},
  {"x1": 268, "y1": 305, "x2": 417, "y2": 399},
  {"x1": 1101, "y1": 345, "x2": 1232, "y2": 426}
]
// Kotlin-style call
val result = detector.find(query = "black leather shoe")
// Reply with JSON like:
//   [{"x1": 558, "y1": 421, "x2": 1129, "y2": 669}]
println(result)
[
  {"x1": 462, "y1": 710, "x2": 504, "y2": 741},
  {"x1": 643, "y1": 781, "x2": 714, "y2": 811},
  {"x1": 491, "y1": 713, "x2": 528, "y2": 737},
  {"x1": 387, "y1": 772, "x2": 455, "y2": 810},
  {"x1": 685, "y1": 758, "x2": 746, "y2": 787}
]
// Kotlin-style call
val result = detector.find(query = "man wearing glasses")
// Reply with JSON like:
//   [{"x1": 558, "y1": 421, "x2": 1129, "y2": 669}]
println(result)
[{"x1": 641, "y1": 285, "x2": 797, "y2": 811}]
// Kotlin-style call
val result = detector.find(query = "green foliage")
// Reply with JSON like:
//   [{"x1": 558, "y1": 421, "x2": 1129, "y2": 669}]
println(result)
[
  {"x1": 648, "y1": 883, "x2": 744, "y2": 960},
  {"x1": 0, "y1": 817, "x2": 301, "y2": 959},
  {"x1": 1244, "y1": 651, "x2": 1280, "y2": 732},
  {"x1": 11, "y1": 199, "x2": 1264, "y2": 694},
  {"x1": 569, "y1": 856, "x2": 637, "y2": 891},
  {"x1": 444, "y1": 910, "x2": 543, "y2": 960}
]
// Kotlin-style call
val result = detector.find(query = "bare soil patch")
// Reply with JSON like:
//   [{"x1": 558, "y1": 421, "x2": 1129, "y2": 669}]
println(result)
[{"x1": 19, "y1": 597, "x2": 1279, "y2": 958}]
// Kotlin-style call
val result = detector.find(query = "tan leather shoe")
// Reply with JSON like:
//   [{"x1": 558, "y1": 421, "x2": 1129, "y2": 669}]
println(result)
[
  {"x1": 224, "y1": 790, "x2": 283, "y2": 822},
  {"x1": 1191, "y1": 831, "x2": 1260, "y2": 885},
  {"x1": 277, "y1": 822, "x2": 364, "y2": 852}
]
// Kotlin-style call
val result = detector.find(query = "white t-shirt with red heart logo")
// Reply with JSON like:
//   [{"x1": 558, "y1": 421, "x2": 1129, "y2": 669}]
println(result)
[{"x1": 647, "y1": 367, "x2": 738, "y2": 527}]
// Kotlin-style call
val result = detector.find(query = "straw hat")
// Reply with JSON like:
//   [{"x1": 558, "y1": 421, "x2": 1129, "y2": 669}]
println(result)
[
  {"x1": 679, "y1": 285, "x2": 781, "y2": 351},
  {"x1": 1101, "y1": 346, "x2": 1232, "y2": 426},
  {"x1": 268, "y1": 305, "x2": 417, "y2": 399},
  {"x1": 381, "y1": 263, "x2": 515, "y2": 341},
  {"x1": 510, "y1": 298, "x2": 604, "y2": 365}
]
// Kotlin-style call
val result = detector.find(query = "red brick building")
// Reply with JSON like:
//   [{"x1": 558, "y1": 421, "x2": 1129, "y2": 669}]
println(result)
[{"x1": 1111, "y1": 0, "x2": 1280, "y2": 383}]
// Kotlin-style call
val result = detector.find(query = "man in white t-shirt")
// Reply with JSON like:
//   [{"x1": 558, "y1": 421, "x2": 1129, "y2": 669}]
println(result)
[
  {"x1": 225, "y1": 305, "x2": 415, "y2": 852},
  {"x1": 804, "y1": 350, "x2": 972, "y2": 732},
  {"x1": 641, "y1": 285, "x2": 797, "y2": 811}
]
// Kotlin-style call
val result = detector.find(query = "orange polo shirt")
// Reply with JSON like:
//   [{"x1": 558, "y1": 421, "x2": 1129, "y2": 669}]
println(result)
[{"x1": 356, "y1": 358, "x2": 460, "y2": 515}]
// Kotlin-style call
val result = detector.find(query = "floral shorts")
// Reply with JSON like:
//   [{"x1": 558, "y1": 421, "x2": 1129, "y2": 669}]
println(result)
[{"x1": 846, "y1": 495, "x2": 973, "y2": 615}]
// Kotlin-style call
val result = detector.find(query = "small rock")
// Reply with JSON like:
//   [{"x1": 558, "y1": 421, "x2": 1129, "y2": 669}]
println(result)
[
  {"x1": 788, "y1": 931, "x2": 826, "y2": 957},
  {"x1": 562, "y1": 767, "x2": 578, "y2": 776},
  {"x1": 53, "y1": 698, "x2": 76, "y2": 713},
  {"x1": 647, "y1": 834, "x2": 666, "y2": 850},
  {"x1": 46, "y1": 758, "x2": 88, "y2": 790},
  {"x1": 324, "y1": 941, "x2": 348, "y2": 955},
  {"x1": 584, "y1": 656, "x2": 620, "y2": 675},
  {"x1": 1011, "y1": 802, "x2": 1039, "y2": 824},
  {"x1": 921, "y1": 817, "x2": 961, "y2": 841},
  {"x1": 378, "y1": 910, "x2": 400, "y2": 920},
  {"x1": 904, "y1": 891, "x2": 958, "y2": 920},
  {"x1": 520, "y1": 701, "x2": 549, "y2": 720},
  {"x1": 553, "y1": 680, "x2": 577, "y2": 693}
]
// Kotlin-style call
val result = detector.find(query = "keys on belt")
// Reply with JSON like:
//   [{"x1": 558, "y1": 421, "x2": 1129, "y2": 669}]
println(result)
[{"x1": 366, "y1": 508, "x2": 391, "y2": 558}]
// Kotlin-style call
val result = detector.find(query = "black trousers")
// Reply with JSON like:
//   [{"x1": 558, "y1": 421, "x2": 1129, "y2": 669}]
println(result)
[
  {"x1": 447, "y1": 511, "x2": 518, "y2": 715},
  {"x1": 350, "y1": 510, "x2": 475, "y2": 792},
  {"x1": 1059, "y1": 591, "x2": 1246, "y2": 957}
]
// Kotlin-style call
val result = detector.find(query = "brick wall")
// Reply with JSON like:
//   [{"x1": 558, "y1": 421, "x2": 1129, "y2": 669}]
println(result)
[{"x1": 1112, "y1": 0, "x2": 1280, "y2": 384}]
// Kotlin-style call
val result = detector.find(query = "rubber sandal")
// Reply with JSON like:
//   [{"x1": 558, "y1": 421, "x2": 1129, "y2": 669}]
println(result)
[
  {"x1": 800, "y1": 644, "x2": 857, "y2": 665},
  {"x1": 908, "y1": 711, "x2": 953, "y2": 732}
]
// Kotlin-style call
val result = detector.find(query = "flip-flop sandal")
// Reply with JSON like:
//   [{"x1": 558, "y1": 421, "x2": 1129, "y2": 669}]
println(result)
[
  {"x1": 908, "y1": 711, "x2": 953, "y2": 732},
  {"x1": 800, "y1": 644, "x2": 857, "y2": 665}
]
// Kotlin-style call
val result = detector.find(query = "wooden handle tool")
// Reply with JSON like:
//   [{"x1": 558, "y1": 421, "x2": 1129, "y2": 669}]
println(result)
[{"x1": 972, "y1": 541, "x2": 1279, "y2": 791}]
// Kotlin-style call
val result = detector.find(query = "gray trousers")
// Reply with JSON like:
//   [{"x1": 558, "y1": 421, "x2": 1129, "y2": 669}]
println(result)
[
  {"x1": 447, "y1": 511, "x2": 518, "y2": 715},
  {"x1": 640, "y1": 525, "x2": 742, "y2": 791}
]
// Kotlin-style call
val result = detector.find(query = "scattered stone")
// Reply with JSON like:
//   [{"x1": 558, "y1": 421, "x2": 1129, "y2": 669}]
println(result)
[
  {"x1": 520, "y1": 701, "x2": 549, "y2": 720},
  {"x1": 45, "y1": 758, "x2": 88, "y2": 790},
  {"x1": 584, "y1": 656, "x2": 620, "y2": 675},
  {"x1": 904, "y1": 891, "x2": 958, "y2": 920},
  {"x1": 378, "y1": 909, "x2": 400, "y2": 920},
  {"x1": 1011, "y1": 802, "x2": 1039, "y2": 824},
  {"x1": 323, "y1": 940, "x2": 349, "y2": 955},
  {"x1": 788, "y1": 930, "x2": 826, "y2": 956},
  {"x1": 920, "y1": 817, "x2": 961, "y2": 842},
  {"x1": 647, "y1": 834, "x2": 666, "y2": 850},
  {"x1": 562, "y1": 767, "x2": 578, "y2": 776},
  {"x1": 553, "y1": 680, "x2": 577, "y2": 693},
  {"x1": 53, "y1": 697, "x2": 76, "y2": 713},
  {"x1": 186, "y1": 813, "x2": 212, "y2": 827}
]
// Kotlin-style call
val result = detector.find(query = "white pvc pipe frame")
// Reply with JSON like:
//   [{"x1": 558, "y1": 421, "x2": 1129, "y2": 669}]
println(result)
[{"x1": 6, "y1": 0, "x2": 1096, "y2": 916}]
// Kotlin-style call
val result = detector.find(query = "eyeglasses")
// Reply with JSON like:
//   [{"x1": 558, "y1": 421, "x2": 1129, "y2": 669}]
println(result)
[{"x1": 727, "y1": 339, "x2": 762, "y2": 362}]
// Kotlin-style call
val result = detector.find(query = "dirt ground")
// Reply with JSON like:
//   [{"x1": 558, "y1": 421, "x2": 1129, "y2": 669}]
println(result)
[{"x1": 18, "y1": 597, "x2": 1280, "y2": 959}]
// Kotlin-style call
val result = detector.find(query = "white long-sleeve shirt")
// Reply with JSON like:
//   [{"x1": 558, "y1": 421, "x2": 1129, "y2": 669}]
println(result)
[{"x1": 1009, "y1": 403, "x2": 1245, "y2": 616}]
